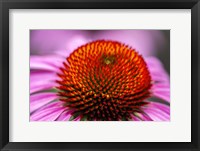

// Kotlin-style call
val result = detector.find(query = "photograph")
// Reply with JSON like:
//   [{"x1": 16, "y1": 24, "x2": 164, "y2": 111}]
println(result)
[
  {"x1": 30, "y1": 30, "x2": 170, "y2": 121},
  {"x1": 1, "y1": 1, "x2": 199, "y2": 150}
]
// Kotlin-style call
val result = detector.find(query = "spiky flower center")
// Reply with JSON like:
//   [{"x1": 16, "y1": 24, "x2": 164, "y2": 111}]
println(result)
[{"x1": 57, "y1": 40, "x2": 152, "y2": 121}]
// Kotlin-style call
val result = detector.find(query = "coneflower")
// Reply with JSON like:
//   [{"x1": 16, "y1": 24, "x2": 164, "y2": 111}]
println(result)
[{"x1": 30, "y1": 39, "x2": 170, "y2": 121}]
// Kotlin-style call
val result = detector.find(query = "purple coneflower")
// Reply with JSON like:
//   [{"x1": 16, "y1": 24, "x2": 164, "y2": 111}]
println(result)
[{"x1": 30, "y1": 34, "x2": 170, "y2": 121}]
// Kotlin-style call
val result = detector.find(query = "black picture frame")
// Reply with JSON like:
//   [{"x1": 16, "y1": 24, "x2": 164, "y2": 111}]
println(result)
[{"x1": 0, "y1": 0, "x2": 199, "y2": 151}]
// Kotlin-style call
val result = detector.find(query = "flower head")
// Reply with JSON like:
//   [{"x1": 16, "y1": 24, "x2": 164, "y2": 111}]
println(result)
[{"x1": 57, "y1": 40, "x2": 152, "y2": 121}]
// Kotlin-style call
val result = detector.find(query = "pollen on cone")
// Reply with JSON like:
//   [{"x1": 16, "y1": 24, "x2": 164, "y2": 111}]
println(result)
[{"x1": 57, "y1": 40, "x2": 152, "y2": 121}]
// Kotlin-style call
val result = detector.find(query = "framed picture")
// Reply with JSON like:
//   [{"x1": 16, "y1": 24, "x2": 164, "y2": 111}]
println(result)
[{"x1": 0, "y1": 0, "x2": 199, "y2": 151}]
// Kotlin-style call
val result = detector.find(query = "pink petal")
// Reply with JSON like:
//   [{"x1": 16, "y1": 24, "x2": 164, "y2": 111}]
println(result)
[
  {"x1": 139, "y1": 113, "x2": 153, "y2": 121},
  {"x1": 31, "y1": 71, "x2": 57, "y2": 82},
  {"x1": 30, "y1": 71, "x2": 59, "y2": 94},
  {"x1": 151, "y1": 83, "x2": 170, "y2": 102},
  {"x1": 30, "y1": 55, "x2": 64, "y2": 72},
  {"x1": 152, "y1": 83, "x2": 170, "y2": 89},
  {"x1": 142, "y1": 102, "x2": 170, "y2": 121},
  {"x1": 145, "y1": 57, "x2": 170, "y2": 103},
  {"x1": 145, "y1": 111, "x2": 166, "y2": 121},
  {"x1": 145, "y1": 56, "x2": 166, "y2": 69},
  {"x1": 38, "y1": 109, "x2": 65, "y2": 121},
  {"x1": 131, "y1": 115, "x2": 140, "y2": 121},
  {"x1": 150, "y1": 102, "x2": 170, "y2": 114},
  {"x1": 150, "y1": 73, "x2": 169, "y2": 83},
  {"x1": 30, "y1": 93, "x2": 59, "y2": 113},
  {"x1": 30, "y1": 82, "x2": 56, "y2": 94},
  {"x1": 153, "y1": 91, "x2": 170, "y2": 103},
  {"x1": 132, "y1": 112, "x2": 153, "y2": 121},
  {"x1": 148, "y1": 110, "x2": 169, "y2": 121},
  {"x1": 30, "y1": 101, "x2": 66, "y2": 121},
  {"x1": 74, "y1": 116, "x2": 81, "y2": 121},
  {"x1": 56, "y1": 110, "x2": 72, "y2": 121},
  {"x1": 145, "y1": 56, "x2": 169, "y2": 83}
]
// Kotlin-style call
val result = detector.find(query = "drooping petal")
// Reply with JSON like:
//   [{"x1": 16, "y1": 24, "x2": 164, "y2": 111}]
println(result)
[
  {"x1": 142, "y1": 102, "x2": 170, "y2": 121},
  {"x1": 30, "y1": 55, "x2": 64, "y2": 72},
  {"x1": 30, "y1": 101, "x2": 66, "y2": 121},
  {"x1": 56, "y1": 110, "x2": 73, "y2": 121},
  {"x1": 147, "y1": 110, "x2": 169, "y2": 121},
  {"x1": 30, "y1": 92, "x2": 59, "y2": 113},
  {"x1": 131, "y1": 115, "x2": 141, "y2": 121},
  {"x1": 145, "y1": 57, "x2": 170, "y2": 103},
  {"x1": 153, "y1": 91, "x2": 170, "y2": 103},
  {"x1": 31, "y1": 71, "x2": 57, "y2": 82},
  {"x1": 30, "y1": 71, "x2": 59, "y2": 94},
  {"x1": 150, "y1": 102, "x2": 170, "y2": 114},
  {"x1": 74, "y1": 116, "x2": 81, "y2": 121},
  {"x1": 145, "y1": 56, "x2": 169, "y2": 83},
  {"x1": 30, "y1": 82, "x2": 56, "y2": 94},
  {"x1": 132, "y1": 109, "x2": 153, "y2": 121},
  {"x1": 135, "y1": 113, "x2": 152, "y2": 121}
]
